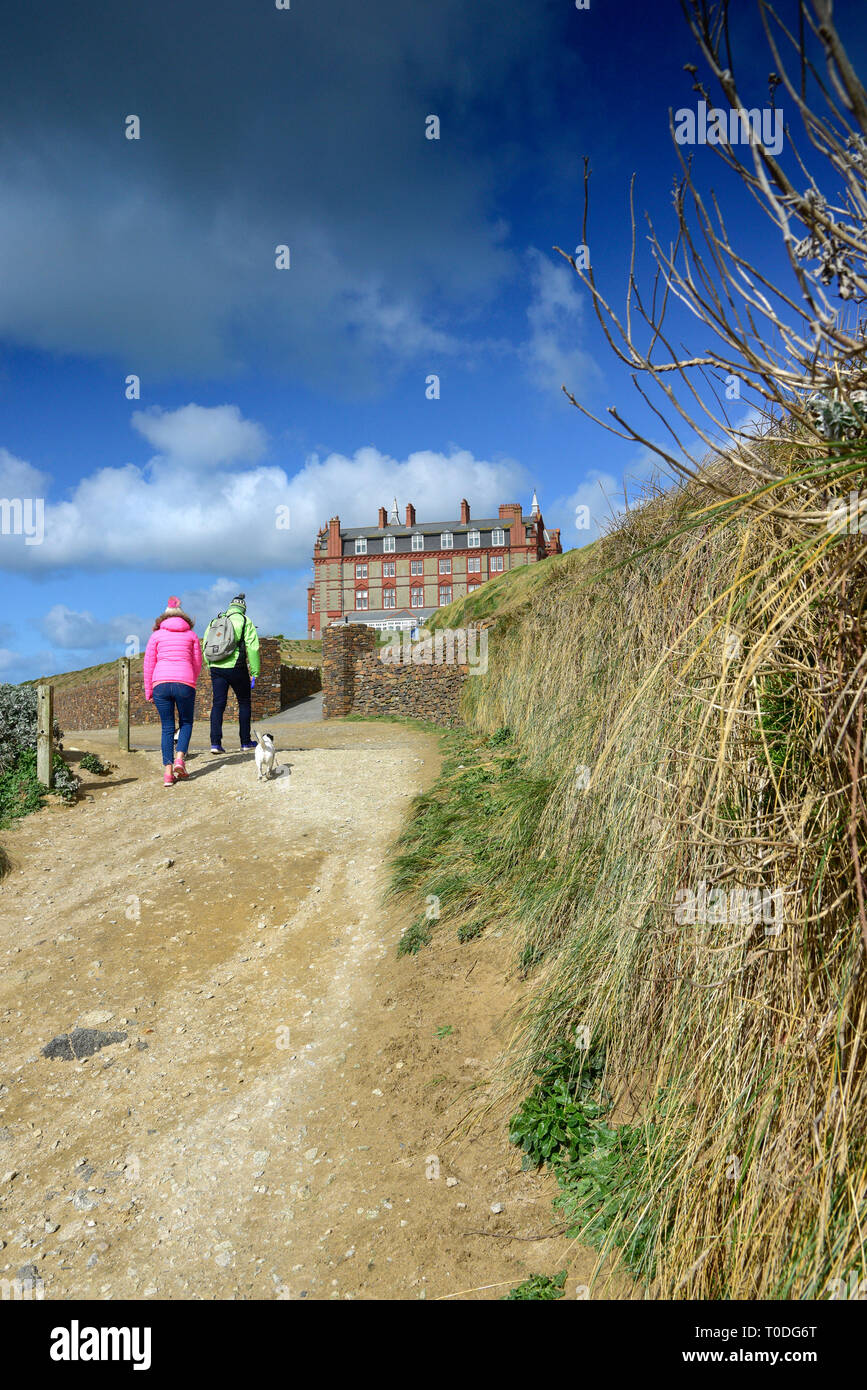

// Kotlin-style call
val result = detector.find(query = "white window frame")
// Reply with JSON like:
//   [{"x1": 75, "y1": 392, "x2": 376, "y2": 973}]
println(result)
[
  {"x1": 438, "y1": 557, "x2": 451, "y2": 575},
  {"x1": 410, "y1": 586, "x2": 425, "y2": 609},
  {"x1": 355, "y1": 536, "x2": 368, "y2": 554},
  {"x1": 382, "y1": 559, "x2": 395, "y2": 577},
  {"x1": 440, "y1": 531, "x2": 453, "y2": 549},
  {"x1": 355, "y1": 562, "x2": 368, "y2": 579},
  {"x1": 468, "y1": 556, "x2": 481, "y2": 573},
  {"x1": 467, "y1": 529, "x2": 480, "y2": 548},
  {"x1": 491, "y1": 555, "x2": 504, "y2": 572},
  {"x1": 492, "y1": 528, "x2": 505, "y2": 547},
  {"x1": 383, "y1": 535, "x2": 395, "y2": 552},
  {"x1": 410, "y1": 558, "x2": 424, "y2": 576},
  {"x1": 382, "y1": 589, "x2": 396, "y2": 609},
  {"x1": 411, "y1": 532, "x2": 424, "y2": 551},
  {"x1": 438, "y1": 585, "x2": 453, "y2": 606},
  {"x1": 355, "y1": 590, "x2": 369, "y2": 610}
]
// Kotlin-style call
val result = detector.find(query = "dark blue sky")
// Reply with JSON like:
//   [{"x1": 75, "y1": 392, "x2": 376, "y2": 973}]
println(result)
[{"x1": 1, "y1": 0, "x2": 865, "y2": 678}]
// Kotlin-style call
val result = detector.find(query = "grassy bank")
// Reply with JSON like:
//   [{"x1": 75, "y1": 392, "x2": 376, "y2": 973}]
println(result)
[{"x1": 390, "y1": 454, "x2": 867, "y2": 1299}]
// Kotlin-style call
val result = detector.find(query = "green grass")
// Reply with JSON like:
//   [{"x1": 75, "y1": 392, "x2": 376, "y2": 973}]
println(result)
[
  {"x1": 0, "y1": 750, "x2": 80, "y2": 827},
  {"x1": 388, "y1": 726, "x2": 557, "y2": 953},
  {"x1": 427, "y1": 544, "x2": 594, "y2": 633}
]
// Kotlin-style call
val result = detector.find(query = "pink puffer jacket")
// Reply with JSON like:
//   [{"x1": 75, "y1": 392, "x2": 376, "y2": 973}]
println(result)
[{"x1": 143, "y1": 617, "x2": 202, "y2": 699}]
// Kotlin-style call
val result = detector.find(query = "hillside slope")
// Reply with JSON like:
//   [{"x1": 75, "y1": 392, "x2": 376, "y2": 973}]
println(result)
[{"x1": 391, "y1": 464, "x2": 867, "y2": 1299}]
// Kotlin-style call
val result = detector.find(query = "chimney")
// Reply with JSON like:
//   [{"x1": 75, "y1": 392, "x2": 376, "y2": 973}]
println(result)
[
  {"x1": 498, "y1": 502, "x2": 522, "y2": 543},
  {"x1": 405, "y1": 502, "x2": 416, "y2": 527},
  {"x1": 378, "y1": 506, "x2": 387, "y2": 528},
  {"x1": 327, "y1": 516, "x2": 342, "y2": 557},
  {"x1": 460, "y1": 498, "x2": 470, "y2": 523}
]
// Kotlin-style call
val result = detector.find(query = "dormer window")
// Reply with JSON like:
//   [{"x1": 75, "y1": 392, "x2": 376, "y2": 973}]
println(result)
[
  {"x1": 467, "y1": 529, "x2": 480, "y2": 547},
  {"x1": 411, "y1": 532, "x2": 424, "y2": 551},
  {"x1": 441, "y1": 531, "x2": 453, "y2": 549},
  {"x1": 355, "y1": 536, "x2": 367, "y2": 554},
  {"x1": 492, "y1": 528, "x2": 505, "y2": 546},
  {"x1": 383, "y1": 535, "x2": 395, "y2": 552}
]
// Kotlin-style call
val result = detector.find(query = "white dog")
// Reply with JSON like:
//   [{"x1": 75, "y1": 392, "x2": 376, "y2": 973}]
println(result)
[{"x1": 252, "y1": 728, "x2": 277, "y2": 781}]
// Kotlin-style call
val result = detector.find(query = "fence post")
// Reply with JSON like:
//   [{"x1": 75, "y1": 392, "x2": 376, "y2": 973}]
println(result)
[
  {"x1": 36, "y1": 683, "x2": 54, "y2": 788},
  {"x1": 118, "y1": 658, "x2": 130, "y2": 752}
]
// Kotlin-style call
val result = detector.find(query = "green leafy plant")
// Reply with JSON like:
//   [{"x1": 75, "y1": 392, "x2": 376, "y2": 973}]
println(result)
[
  {"x1": 502, "y1": 1270, "x2": 567, "y2": 1300},
  {"x1": 79, "y1": 751, "x2": 111, "y2": 775}
]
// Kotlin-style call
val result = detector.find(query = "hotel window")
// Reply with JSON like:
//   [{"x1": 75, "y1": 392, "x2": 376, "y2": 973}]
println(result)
[
  {"x1": 491, "y1": 555, "x2": 504, "y2": 572},
  {"x1": 467, "y1": 529, "x2": 480, "y2": 547},
  {"x1": 356, "y1": 590, "x2": 369, "y2": 609},
  {"x1": 355, "y1": 536, "x2": 367, "y2": 554},
  {"x1": 383, "y1": 535, "x2": 395, "y2": 552},
  {"x1": 383, "y1": 560, "x2": 395, "y2": 577},
  {"x1": 468, "y1": 556, "x2": 481, "y2": 573},
  {"x1": 410, "y1": 586, "x2": 424, "y2": 608},
  {"x1": 440, "y1": 531, "x2": 453, "y2": 549},
  {"x1": 411, "y1": 532, "x2": 424, "y2": 551},
  {"x1": 492, "y1": 528, "x2": 505, "y2": 546},
  {"x1": 310, "y1": 593, "x2": 316, "y2": 611},
  {"x1": 383, "y1": 589, "x2": 396, "y2": 608},
  {"x1": 438, "y1": 557, "x2": 451, "y2": 575},
  {"x1": 438, "y1": 585, "x2": 452, "y2": 606},
  {"x1": 355, "y1": 562, "x2": 368, "y2": 579},
  {"x1": 411, "y1": 558, "x2": 424, "y2": 576}
]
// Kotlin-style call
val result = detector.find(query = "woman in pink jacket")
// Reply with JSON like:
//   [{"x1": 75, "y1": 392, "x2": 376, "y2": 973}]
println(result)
[{"x1": 143, "y1": 596, "x2": 203, "y2": 787}]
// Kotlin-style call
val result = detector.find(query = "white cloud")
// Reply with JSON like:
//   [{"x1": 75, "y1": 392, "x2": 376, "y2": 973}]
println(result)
[
  {"x1": 0, "y1": 405, "x2": 528, "y2": 575},
  {"x1": 560, "y1": 470, "x2": 625, "y2": 542},
  {"x1": 132, "y1": 404, "x2": 268, "y2": 470},
  {"x1": 523, "y1": 249, "x2": 601, "y2": 397},
  {"x1": 39, "y1": 605, "x2": 147, "y2": 651},
  {"x1": 0, "y1": 447, "x2": 50, "y2": 498}
]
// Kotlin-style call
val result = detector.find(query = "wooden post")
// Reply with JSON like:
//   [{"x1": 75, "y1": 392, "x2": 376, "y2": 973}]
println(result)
[
  {"x1": 36, "y1": 683, "x2": 54, "y2": 788},
  {"x1": 118, "y1": 657, "x2": 130, "y2": 752}
]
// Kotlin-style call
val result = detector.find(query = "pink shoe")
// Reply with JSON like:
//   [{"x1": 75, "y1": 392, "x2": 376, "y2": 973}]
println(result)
[
  {"x1": 173, "y1": 753, "x2": 189, "y2": 780},
  {"x1": 163, "y1": 768, "x2": 176, "y2": 787}
]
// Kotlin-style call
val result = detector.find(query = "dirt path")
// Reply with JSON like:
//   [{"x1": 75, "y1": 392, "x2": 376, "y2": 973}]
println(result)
[{"x1": 0, "y1": 715, "x2": 622, "y2": 1301}]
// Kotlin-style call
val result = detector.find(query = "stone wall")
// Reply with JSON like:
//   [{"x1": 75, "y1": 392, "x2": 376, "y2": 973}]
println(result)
[
  {"x1": 322, "y1": 624, "x2": 470, "y2": 727},
  {"x1": 51, "y1": 638, "x2": 320, "y2": 731}
]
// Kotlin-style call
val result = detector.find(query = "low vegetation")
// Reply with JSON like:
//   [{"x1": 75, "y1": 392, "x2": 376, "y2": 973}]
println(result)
[
  {"x1": 391, "y1": 434, "x2": 867, "y2": 1300},
  {"x1": 0, "y1": 684, "x2": 80, "y2": 829}
]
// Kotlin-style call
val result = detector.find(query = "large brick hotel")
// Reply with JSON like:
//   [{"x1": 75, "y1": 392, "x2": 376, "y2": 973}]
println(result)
[{"x1": 307, "y1": 493, "x2": 561, "y2": 636}]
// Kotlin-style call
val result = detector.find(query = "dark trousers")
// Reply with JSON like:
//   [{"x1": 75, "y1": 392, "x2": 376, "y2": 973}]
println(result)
[
  {"x1": 209, "y1": 664, "x2": 252, "y2": 746},
  {"x1": 152, "y1": 682, "x2": 196, "y2": 764}
]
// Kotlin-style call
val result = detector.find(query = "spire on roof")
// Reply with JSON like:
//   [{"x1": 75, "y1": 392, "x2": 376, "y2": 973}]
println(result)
[
  {"x1": 389, "y1": 497, "x2": 400, "y2": 524},
  {"x1": 531, "y1": 489, "x2": 541, "y2": 517}
]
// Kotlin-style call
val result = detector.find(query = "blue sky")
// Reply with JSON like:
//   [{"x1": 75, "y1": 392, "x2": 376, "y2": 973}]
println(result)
[{"x1": 1, "y1": 0, "x2": 865, "y2": 680}]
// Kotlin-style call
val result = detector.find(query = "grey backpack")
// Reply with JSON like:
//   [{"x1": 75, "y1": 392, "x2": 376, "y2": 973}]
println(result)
[{"x1": 204, "y1": 611, "x2": 243, "y2": 662}]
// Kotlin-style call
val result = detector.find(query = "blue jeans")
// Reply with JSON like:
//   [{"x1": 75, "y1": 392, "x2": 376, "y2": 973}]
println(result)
[{"x1": 152, "y1": 682, "x2": 196, "y2": 764}]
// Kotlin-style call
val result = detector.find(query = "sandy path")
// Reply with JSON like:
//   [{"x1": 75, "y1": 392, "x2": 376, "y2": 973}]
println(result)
[{"x1": 0, "y1": 717, "x2": 623, "y2": 1300}]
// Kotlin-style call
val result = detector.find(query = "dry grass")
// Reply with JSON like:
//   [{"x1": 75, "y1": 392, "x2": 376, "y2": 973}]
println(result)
[{"x1": 458, "y1": 431, "x2": 867, "y2": 1298}]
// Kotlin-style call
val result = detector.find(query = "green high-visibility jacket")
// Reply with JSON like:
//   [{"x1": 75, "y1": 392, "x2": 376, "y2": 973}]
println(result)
[{"x1": 202, "y1": 604, "x2": 261, "y2": 677}]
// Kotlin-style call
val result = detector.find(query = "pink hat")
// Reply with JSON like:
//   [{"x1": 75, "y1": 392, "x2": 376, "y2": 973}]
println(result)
[{"x1": 167, "y1": 596, "x2": 182, "y2": 610}]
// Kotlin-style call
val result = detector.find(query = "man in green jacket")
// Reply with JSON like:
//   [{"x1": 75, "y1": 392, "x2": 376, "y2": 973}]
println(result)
[{"x1": 202, "y1": 594, "x2": 261, "y2": 753}]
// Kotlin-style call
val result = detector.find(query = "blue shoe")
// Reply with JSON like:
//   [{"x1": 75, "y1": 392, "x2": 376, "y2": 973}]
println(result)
[
  {"x1": 240, "y1": 742, "x2": 257, "y2": 751},
  {"x1": 211, "y1": 744, "x2": 225, "y2": 754}
]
